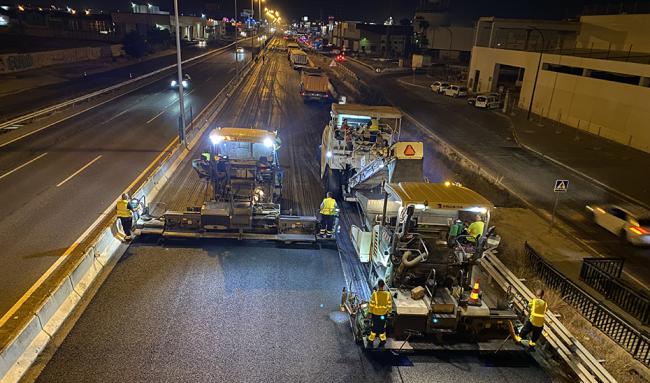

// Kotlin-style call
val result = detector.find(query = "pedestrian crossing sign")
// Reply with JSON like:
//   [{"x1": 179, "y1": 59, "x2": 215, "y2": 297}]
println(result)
[{"x1": 554, "y1": 179, "x2": 569, "y2": 192}]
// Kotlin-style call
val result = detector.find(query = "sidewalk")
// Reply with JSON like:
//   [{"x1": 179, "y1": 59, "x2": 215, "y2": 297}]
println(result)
[{"x1": 399, "y1": 73, "x2": 650, "y2": 209}]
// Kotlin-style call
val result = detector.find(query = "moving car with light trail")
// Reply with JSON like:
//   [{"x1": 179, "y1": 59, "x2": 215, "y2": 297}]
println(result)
[{"x1": 586, "y1": 204, "x2": 650, "y2": 245}]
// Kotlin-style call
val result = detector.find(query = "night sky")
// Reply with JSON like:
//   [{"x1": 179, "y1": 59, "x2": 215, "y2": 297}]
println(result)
[{"x1": 26, "y1": 0, "x2": 589, "y2": 23}]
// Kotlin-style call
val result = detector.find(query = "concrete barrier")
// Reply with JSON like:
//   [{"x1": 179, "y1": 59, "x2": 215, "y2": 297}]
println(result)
[{"x1": 0, "y1": 55, "x2": 257, "y2": 383}]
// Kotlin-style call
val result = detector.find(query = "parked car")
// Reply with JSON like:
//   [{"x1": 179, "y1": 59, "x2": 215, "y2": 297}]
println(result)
[
  {"x1": 430, "y1": 81, "x2": 450, "y2": 94},
  {"x1": 444, "y1": 85, "x2": 468, "y2": 98},
  {"x1": 475, "y1": 93, "x2": 501, "y2": 109},
  {"x1": 586, "y1": 204, "x2": 650, "y2": 245},
  {"x1": 467, "y1": 96, "x2": 477, "y2": 106}
]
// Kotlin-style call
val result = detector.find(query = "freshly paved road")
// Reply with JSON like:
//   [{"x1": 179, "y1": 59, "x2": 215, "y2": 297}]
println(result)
[
  {"x1": 36, "y1": 44, "x2": 551, "y2": 383},
  {"x1": 346, "y1": 60, "x2": 650, "y2": 291},
  {"x1": 0, "y1": 43, "x2": 252, "y2": 317}
]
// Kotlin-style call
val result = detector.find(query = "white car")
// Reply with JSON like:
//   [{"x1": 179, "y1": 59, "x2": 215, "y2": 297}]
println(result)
[
  {"x1": 586, "y1": 204, "x2": 650, "y2": 245},
  {"x1": 430, "y1": 81, "x2": 450, "y2": 94},
  {"x1": 236, "y1": 47, "x2": 245, "y2": 54},
  {"x1": 170, "y1": 74, "x2": 191, "y2": 89},
  {"x1": 197, "y1": 40, "x2": 207, "y2": 48},
  {"x1": 444, "y1": 85, "x2": 468, "y2": 98},
  {"x1": 475, "y1": 93, "x2": 501, "y2": 109}
]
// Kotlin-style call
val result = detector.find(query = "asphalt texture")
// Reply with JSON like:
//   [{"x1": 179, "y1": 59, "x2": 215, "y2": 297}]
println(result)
[
  {"x1": 0, "y1": 44, "x2": 224, "y2": 122},
  {"x1": 345, "y1": 60, "x2": 650, "y2": 291},
  {"x1": 0, "y1": 43, "x2": 252, "y2": 316},
  {"x1": 36, "y1": 39, "x2": 551, "y2": 383}
]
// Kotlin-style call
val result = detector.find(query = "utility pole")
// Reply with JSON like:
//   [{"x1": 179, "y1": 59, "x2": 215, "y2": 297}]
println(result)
[
  {"x1": 235, "y1": 0, "x2": 239, "y2": 79},
  {"x1": 527, "y1": 26, "x2": 545, "y2": 120},
  {"x1": 251, "y1": 0, "x2": 255, "y2": 58},
  {"x1": 173, "y1": 0, "x2": 186, "y2": 145}
]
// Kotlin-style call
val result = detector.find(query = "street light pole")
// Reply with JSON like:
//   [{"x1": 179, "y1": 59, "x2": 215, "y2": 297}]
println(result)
[
  {"x1": 527, "y1": 26, "x2": 545, "y2": 120},
  {"x1": 173, "y1": 0, "x2": 186, "y2": 145}
]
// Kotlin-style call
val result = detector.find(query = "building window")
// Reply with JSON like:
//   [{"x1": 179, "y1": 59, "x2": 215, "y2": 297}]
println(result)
[
  {"x1": 588, "y1": 70, "x2": 640, "y2": 85},
  {"x1": 542, "y1": 63, "x2": 582, "y2": 75}
]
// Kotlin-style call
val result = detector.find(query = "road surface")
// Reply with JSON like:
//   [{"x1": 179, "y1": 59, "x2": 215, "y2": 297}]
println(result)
[{"x1": 36, "y1": 43, "x2": 551, "y2": 383}]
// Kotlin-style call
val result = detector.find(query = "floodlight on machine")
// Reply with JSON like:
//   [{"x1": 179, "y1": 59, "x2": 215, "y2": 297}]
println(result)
[
  {"x1": 467, "y1": 207, "x2": 488, "y2": 214},
  {"x1": 326, "y1": 151, "x2": 332, "y2": 158},
  {"x1": 413, "y1": 204, "x2": 427, "y2": 210},
  {"x1": 209, "y1": 131, "x2": 225, "y2": 145},
  {"x1": 263, "y1": 137, "x2": 274, "y2": 148}
]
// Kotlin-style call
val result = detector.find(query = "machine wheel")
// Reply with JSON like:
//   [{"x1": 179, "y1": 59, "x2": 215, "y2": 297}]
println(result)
[{"x1": 325, "y1": 167, "x2": 342, "y2": 199}]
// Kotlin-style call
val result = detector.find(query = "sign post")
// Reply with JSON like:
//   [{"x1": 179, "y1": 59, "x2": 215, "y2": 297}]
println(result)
[{"x1": 551, "y1": 179, "x2": 569, "y2": 229}]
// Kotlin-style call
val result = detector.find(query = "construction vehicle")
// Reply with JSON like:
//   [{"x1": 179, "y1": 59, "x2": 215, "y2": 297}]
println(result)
[
  {"x1": 289, "y1": 49, "x2": 309, "y2": 70},
  {"x1": 136, "y1": 127, "x2": 318, "y2": 242},
  {"x1": 342, "y1": 181, "x2": 513, "y2": 350},
  {"x1": 300, "y1": 67, "x2": 331, "y2": 103},
  {"x1": 320, "y1": 103, "x2": 422, "y2": 200}
]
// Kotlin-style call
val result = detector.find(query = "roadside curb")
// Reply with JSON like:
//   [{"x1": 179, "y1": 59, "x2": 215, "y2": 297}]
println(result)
[{"x1": 0, "y1": 56, "x2": 258, "y2": 383}]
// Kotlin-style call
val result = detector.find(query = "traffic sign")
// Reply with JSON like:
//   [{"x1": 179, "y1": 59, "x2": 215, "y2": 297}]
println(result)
[{"x1": 554, "y1": 179, "x2": 569, "y2": 193}]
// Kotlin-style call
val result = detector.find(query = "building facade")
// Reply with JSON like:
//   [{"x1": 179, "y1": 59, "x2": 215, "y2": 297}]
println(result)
[
  {"x1": 468, "y1": 15, "x2": 650, "y2": 153},
  {"x1": 331, "y1": 22, "x2": 412, "y2": 57}
]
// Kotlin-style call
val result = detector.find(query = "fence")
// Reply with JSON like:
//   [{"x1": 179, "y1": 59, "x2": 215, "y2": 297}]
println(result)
[
  {"x1": 580, "y1": 258, "x2": 650, "y2": 325},
  {"x1": 526, "y1": 242, "x2": 650, "y2": 367}
]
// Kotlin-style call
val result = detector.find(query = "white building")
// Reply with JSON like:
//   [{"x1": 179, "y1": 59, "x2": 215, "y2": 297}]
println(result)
[{"x1": 468, "y1": 14, "x2": 650, "y2": 153}]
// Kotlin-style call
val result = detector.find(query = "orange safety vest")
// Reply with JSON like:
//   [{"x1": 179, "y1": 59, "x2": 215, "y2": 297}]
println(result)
[
  {"x1": 369, "y1": 289, "x2": 392, "y2": 316},
  {"x1": 528, "y1": 298, "x2": 547, "y2": 327}
]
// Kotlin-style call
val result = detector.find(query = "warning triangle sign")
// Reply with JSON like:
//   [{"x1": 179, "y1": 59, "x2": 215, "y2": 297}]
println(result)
[
  {"x1": 403, "y1": 144, "x2": 416, "y2": 156},
  {"x1": 329, "y1": 60, "x2": 337, "y2": 67}
]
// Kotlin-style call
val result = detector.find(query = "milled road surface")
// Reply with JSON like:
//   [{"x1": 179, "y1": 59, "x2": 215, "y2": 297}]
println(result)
[
  {"x1": 0, "y1": 44, "x2": 252, "y2": 316},
  {"x1": 36, "y1": 40, "x2": 551, "y2": 383}
]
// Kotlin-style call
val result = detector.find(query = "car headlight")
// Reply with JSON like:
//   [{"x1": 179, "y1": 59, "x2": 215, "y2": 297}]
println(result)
[
  {"x1": 182, "y1": 80, "x2": 188, "y2": 88},
  {"x1": 171, "y1": 80, "x2": 177, "y2": 86}
]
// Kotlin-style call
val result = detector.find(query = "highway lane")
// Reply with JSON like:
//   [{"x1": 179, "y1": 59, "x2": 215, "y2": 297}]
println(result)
[
  {"x1": 0, "y1": 44, "x2": 225, "y2": 123},
  {"x1": 346, "y1": 61, "x2": 650, "y2": 291},
  {"x1": 36, "y1": 43, "x2": 551, "y2": 383},
  {"x1": 0, "y1": 44, "x2": 253, "y2": 317}
]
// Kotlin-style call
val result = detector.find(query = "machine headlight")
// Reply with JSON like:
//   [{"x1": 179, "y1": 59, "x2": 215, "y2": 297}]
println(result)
[
  {"x1": 209, "y1": 132, "x2": 225, "y2": 145},
  {"x1": 171, "y1": 80, "x2": 177, "y2": 87},
  {"x1": 468, "y1": 207, "x2": 488, "y2": 214},
  {"x1": 326, "y1": 151, "x2": 332, "y2": 158},
  {"x1": 182, "y1": 80, "x2": 188, "y2": 88},
  {"x1": 263, "y1": 137, "x2": 274, "y2": 148}
]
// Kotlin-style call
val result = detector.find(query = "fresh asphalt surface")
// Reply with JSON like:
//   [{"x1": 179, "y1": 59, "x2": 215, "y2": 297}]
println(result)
[
  {"x1": 36, "y1": 40, "x2": 550, "y2": 382},
  {"x1": 346, "y1": 60, "x2": 650, "y2": 290},
  {"x1": 0, "y1": 44, "x2": 252, "y2": 316}
]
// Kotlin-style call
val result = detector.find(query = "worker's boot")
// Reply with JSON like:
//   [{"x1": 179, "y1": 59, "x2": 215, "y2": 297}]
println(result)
[
  {"x1": 528, "y1": 341, "x2": 536, "y2": 351},
  {"x1": 513, "y1": 334, "x2": 522, "y2": 344}
]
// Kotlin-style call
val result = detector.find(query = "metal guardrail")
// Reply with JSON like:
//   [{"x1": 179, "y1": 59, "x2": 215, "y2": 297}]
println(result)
[
  {"x1": 0, "y1": 41, "x2": 239, "y2": 130},
  {"x1": 580, "y1": 258, "x2": 650, "y2": 325},
  {"x1": 481, "y1": 250, "x2": 617, "y2": 382},
  {"x1": 526, "y1": 242, "x2": 650, "y2": 368}
]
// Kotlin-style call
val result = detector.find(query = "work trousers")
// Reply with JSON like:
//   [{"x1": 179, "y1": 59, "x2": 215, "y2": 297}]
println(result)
[
  {"x1": 519, "y1": 319, "x2": 543, "y2": 343},
  {"x1": 320, "y1": 214, "x2": 335, "y2": 233},
  {"x1": 368, "y1": 313, "x2": 387, "y2": 341},
  {"x1": 119, "y1": 216, "x2": 132, "y2": 237}
]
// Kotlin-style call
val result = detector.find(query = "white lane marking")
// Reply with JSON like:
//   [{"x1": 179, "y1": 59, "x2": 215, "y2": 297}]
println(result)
[
  {"x1": 2, "y1": 125, "x2": 23, "y2": 131},
  {"x1": 0, "y1": 152, "x2": 48, "y2": 181},
  {"x1": 102, "y1": 109, "x2": 130, "y2": 125},
  {"x1": 56, "y1": 155, "x2": 102, "y2": 187},
  {"x1": 146, "y1": 110, "x2": 166, "y2": 124}
]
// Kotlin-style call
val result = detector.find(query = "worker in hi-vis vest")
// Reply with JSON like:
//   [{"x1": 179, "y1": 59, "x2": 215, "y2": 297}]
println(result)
[
  {"x1": 367, "y1": 279, "x2": 392, "y2": 348},
  {"x1": 116, "y1": 193, "x2": 135, "y2": 241},
  {"x1": 515, "y1": 289, "x2": 547, "y2": 349},
  {"x1": 319, "y1": 192, "x2": 338, "y2": 237}
]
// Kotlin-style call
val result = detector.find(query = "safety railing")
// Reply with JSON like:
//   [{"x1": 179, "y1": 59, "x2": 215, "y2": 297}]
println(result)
[
  {"x1": 580, "y1": 258, "x2": 650, "y2": 325},
  {"x1": 526, "y1": 242, "x2": 650, "y2": 368},
  {"x1": 481, "y1": 249, "x2": 617, "y2": 382}
]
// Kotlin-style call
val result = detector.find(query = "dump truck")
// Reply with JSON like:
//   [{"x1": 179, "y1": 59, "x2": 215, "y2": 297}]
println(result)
[
  {"x1": 300, "y1": 67, "x2": 331, "y2": 102},
  {"x1": 136, "y1": 127, "x2": 318, "y2": 242},
  {"x1": 342, "y1": 181, "x2": 512, "y2": 350},
  {"x1": 289, "y1": 48, "x2": 309, "y2": 70}
]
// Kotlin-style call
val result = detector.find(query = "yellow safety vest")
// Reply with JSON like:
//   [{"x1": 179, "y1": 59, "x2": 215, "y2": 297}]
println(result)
[
  {"x1": 369, "y1": 289, "x2": 392, "y2": 316},
  {"x1": 528, "y1": 298, "x2": 547, "y2": 327},
  {"x1": 369, "y1": 119, "x2": 379, "y2": 132},
  {"x1": 116, "y1": 199, "x2": 132, "y2": 218},
  {"x1": 320, "y1": 197, "x2": 337, "y2": 216},
  {"x1": 467, "y1": 221, "x2": 485, "y2": 242}
]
